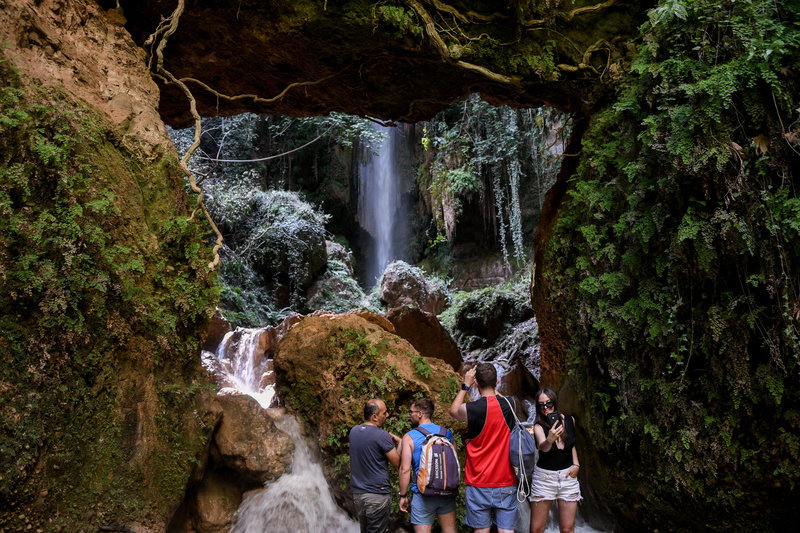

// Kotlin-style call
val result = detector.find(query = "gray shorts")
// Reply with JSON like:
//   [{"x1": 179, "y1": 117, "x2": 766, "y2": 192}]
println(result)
[
  {"x1": 353, "y1": 492, "x2": 391, "y2": 533},
  {"x1": 529, "y1": 465, "x2": 582, "y2": 502}
]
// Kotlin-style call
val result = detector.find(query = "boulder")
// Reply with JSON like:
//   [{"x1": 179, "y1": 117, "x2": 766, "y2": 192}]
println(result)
[
  {"x1": 200, "y1": 309, "x2": 232, "y2": 353},
  {"x1": 273, "y1": 313, "x2": 464, "y2": 505},
  {"x1": 347, "y1": 310, "x2": 396, "y2": 334},
  {"x1": 326, "y1": 240, "x2": 354, "y2": 276},
  {"x1": 211, "y1": 395, "x2": 294, "y2": 484},
  {"x1": 305, "y1": 260, "x2": 367, "y2": 313},
  {"x1": 191, "y1": 470, "x2": 243, "y2": 533},
  {"x1": 379, "y1": 260, "x2": 448, "y2": 315},
  {"x1": 386, "y1": 306, "x2": 461, "y2": 370},
  {"x1": 497, "y1": 362, "x2": 540, "y2": 421},
  {"x1": 453, "y1": 290, "x2": 534, "y2": 349}
]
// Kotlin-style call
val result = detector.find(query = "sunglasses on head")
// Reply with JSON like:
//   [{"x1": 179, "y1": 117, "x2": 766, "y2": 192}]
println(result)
[{"x1": 537, "y1": 401, "x2": 555, "y2": 410}]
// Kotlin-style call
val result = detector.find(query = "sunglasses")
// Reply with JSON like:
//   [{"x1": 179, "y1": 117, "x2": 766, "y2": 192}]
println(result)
[{"x1": 537, "y1": 401, "x2": 555, "y2": 410}]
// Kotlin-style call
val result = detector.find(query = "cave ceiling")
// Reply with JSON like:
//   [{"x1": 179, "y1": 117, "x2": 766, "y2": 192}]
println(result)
[{"x1": 115, "y1": 0, "x2": 651, "y2": 127}]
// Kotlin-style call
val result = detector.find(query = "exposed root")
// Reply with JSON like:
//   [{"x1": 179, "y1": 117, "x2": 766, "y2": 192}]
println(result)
[
  {"x1": 406, "y1": 0, "x2": 522, "y2": 87},
  {"x1": 424, "y1": 0, "x2": 509, "y2": 24},
  {"x1": 521, "y1": 0, "x2": 617, "y2": 27},
  {"x1": 557, "y1": 39, "x2": 614, "y2": 78},
  {"x1": 145, "y1": 0, "x2": 223, "y2": 271}
]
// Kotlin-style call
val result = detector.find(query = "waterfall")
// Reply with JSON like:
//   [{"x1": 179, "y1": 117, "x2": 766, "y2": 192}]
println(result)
[
  {"x1": 204, "y1": 327, "x2": 276, "y2": 408},
  {"x1": 357, "y1": 123, "x2": 410, "y2": 285},
  {"x1": 203, "y1": 327, "x2": 358, "y2": 532},
  {"x1": 230, "y1": 414, "x2": 359, "y2": 532}
]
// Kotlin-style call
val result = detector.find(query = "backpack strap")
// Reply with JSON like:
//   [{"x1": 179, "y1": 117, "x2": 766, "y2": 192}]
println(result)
[
  {"x1": 413, "y1": 426, "x2": 432, "y2": 437},
  {"x1": 413, "y1": 426, "x2": 449, "y2": 439}
]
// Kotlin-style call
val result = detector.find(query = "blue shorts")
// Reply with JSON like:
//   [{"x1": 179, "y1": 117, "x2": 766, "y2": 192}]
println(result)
[
  {"x1": 464, "y1": 485, "x2": 519, "y2": 530},
  {"x1": 410, "y1": 492, "x2": 457, "y2": 525}
]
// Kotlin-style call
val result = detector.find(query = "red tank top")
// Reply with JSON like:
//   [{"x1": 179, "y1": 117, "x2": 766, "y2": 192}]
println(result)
[{"x1": 465, "y1": 396, "x2": 517, "y2": 487}]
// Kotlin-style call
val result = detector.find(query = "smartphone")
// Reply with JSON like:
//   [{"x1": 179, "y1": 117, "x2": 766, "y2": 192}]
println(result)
[{"x1": 546, "y1": 411, "x2": 561, "y2": 428}]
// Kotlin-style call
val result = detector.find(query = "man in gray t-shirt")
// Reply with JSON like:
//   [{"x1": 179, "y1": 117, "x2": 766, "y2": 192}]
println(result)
[{"x1": 349, "y1": 398, "x2": 401, "y2": 533}]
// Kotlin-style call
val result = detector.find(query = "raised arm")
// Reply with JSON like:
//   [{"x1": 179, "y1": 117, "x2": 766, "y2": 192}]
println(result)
[{"x1": 449, "y1": 367, "x2": 476, "y2": 422}]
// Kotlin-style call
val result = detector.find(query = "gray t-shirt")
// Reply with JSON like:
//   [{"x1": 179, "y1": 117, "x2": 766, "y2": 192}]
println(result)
[{"x1": 349, "y1": 424, "x2": 394, "y2": 494}]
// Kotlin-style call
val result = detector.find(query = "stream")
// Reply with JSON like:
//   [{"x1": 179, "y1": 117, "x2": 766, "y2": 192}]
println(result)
[{"x1": 205, "y1": 326, "x2": 608, "y2": 532}]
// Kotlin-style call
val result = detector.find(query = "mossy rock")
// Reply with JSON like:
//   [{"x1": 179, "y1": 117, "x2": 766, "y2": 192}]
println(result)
[{"x1": 0, "y1": 56, "x2": 220, "y2": 530}]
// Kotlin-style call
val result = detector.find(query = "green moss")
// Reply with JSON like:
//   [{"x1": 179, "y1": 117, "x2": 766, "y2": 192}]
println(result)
[
  {"x1": 540, "y1": 0, "x2": 800, "y2": 528},
  {"x1": 0, "y1": 54, "x2": 218, "y2": 530}
]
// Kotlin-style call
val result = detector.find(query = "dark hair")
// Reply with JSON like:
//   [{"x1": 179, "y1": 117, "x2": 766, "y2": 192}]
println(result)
[
  {"x1": 475, "y1": 362, "x2": 497, "y2": 389},
  {"x1": 364, "y1": 399, "x2": 382, "y2": 421},
  {"x1": 534, "y1": 388, "x2": 559, "y2": 427},
  {"x1": 412, "y1": 397, "x2": 434, "y2": 419}
]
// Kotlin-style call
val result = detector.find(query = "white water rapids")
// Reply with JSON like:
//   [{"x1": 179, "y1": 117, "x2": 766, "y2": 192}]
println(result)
[
  {"x1": 203, "y1": 328, "x2": 358, "y2": 531},
  {"x1": 230, "y1": 415, "x2": 359, "y2": 533}
]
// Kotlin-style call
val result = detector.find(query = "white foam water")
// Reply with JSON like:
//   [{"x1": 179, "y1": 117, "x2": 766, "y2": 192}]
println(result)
[{"x1": 229, "y1": 415, "x2": 359, "y2": 533}]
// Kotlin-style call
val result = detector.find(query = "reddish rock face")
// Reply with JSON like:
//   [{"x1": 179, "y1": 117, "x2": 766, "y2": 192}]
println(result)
[
  {"x1": 386, "y1": 306, "x2": 461, "y2": 371},
  {"x1": 201, "y1": 309, "x2": 232, "y2": 353},
  {"x1": 114, "y1": 1, "x2": 645, "y2": 127},
  {"x1": 211, "y1": 395, "x2": 294, "y2": 484}
]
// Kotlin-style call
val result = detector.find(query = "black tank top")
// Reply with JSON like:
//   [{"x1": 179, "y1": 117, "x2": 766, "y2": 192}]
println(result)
[{"x1": 536, "y1": 414, "x2": 575, "y2": 471}]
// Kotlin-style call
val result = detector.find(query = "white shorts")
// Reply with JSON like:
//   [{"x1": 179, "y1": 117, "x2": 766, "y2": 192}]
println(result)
[{"x1": 529, "y1": 465, "x2": 582, "y2": 503}]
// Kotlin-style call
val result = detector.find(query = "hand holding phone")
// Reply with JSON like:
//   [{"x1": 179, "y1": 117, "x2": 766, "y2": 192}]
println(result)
[{"x1": 546, "y1": 411, "x2": 562, "y2": 429}]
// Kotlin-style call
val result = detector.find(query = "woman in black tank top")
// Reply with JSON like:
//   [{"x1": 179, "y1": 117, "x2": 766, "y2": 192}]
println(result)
[{"x1": 526, "y1": 388, "x2": 582, "y2": 533}]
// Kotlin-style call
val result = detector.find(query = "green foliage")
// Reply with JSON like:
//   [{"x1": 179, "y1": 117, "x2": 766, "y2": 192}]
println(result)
[
  {"x1": 440, "y1": 272, "x2": 533, "y2": 349},
  {"x1": 374, "y1": 5, "x2": 423, "y2": 40},
  {"x1": 411, "y1": 354, "x2": 432, "y2": 379},
  {"x1": 543, "y1": 0, "x2": 800, "y2": 528},
  {"x1": 306, "y1": 258, "x2": 373, "y2": 313},
  {"x1": 418, "y1": 94, "x2": 567, "y2": 271},
  {"x1": 207, "y1": 187, "x2": 328, "y2": 320}
]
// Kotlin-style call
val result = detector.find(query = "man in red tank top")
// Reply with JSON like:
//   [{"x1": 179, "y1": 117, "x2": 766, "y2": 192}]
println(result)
[{"x1": 449, "y1": 363, "x2": 518, "y2": 533}]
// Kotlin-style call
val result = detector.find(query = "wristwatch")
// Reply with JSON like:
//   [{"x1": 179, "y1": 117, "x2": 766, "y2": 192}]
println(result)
[
  {"x1": 399, "y1": 493, "x2": 407, "y2": 498},
  {"x1": 462, "y1": 383, "x2": 470, "y2": 391}
]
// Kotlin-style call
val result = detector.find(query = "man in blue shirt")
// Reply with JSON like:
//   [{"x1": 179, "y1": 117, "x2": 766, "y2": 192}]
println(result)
[
  {"x1": 398, "y1": 397, "x2": 457, "y2": 533},
  {"x1": 349, "y1": 398, "x2": 401, "y2": 533}
]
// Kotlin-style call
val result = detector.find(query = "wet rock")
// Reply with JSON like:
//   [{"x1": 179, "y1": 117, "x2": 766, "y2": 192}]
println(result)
[
  {"x1": 211, "y1": 394, "x2": 294, "y2": 484},
  {"x1": 386, "y1": 306, "x2": 461, "y2": 370},
  {"x1": 453, "y1": 290, "x2": 534, "y2": 349},
  {"x1": 200, "y1": 309, "x2": 231, "y2": 353},
  {"x1": 379, "y1": 260, "x2": 448, "y2": 315},
  {"x1": 497, "y1": 363, "x2": 540, "y2": 421},
  {"x1": 306, "y1": 259, "x2": 367, "y2": 313},
  {"x1": 191, "y1": 470, "x2": 242, "y2": 533},
  {"x1": 326, "y1": 240, "x2": 354, "y2": 276}
]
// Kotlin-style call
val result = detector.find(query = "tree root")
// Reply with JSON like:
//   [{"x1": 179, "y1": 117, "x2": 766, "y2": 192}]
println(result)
[
  {"x1": 145, "y1": 0, "x2": 223, "y2": 271},
  {"x1": 556, "y1": 39, "x2": 614, "y2": 78},
  {"x1": 179, "y1": 65, "x2": 349, "y2": 106},
  {"x1": 521, "y1": 0, "x2": 617, "y2": 27},
  {"x1": 406, "y1": 0, "x2": 522, "y2": 87}
]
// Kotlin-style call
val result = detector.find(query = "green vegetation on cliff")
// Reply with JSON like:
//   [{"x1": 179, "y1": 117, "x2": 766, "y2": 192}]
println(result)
[
  {"x1": 541, "y1": 1, "x2": 800, "y2": 529},
  {"x1": 0, "y1": 57, "x2": 219, "y2": 530}
]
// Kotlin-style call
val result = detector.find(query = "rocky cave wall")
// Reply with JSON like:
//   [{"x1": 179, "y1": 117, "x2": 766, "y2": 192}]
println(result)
[{"x1": 2, "y1": 0, "x2": 799, "y2": 531}]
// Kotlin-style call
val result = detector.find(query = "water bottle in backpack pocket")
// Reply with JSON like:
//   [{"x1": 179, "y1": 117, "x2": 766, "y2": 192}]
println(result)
[{"x1": 415, "y1": 426, "x2": 460, "y2": 497}]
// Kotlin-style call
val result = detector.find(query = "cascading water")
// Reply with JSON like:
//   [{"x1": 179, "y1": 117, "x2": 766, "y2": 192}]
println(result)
[
  {"x1": 203, "y1": 327, "x2": 276, "y2": 408},
  {"x1": 357, "y1": 123, "x2": 411, "y2": 285},
  {"x1": 230, "y1": 415, "x2": 359, "y2": 533},
  {"x1": 203, "y1": 328, "x2": 358, "y2": 531}
]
